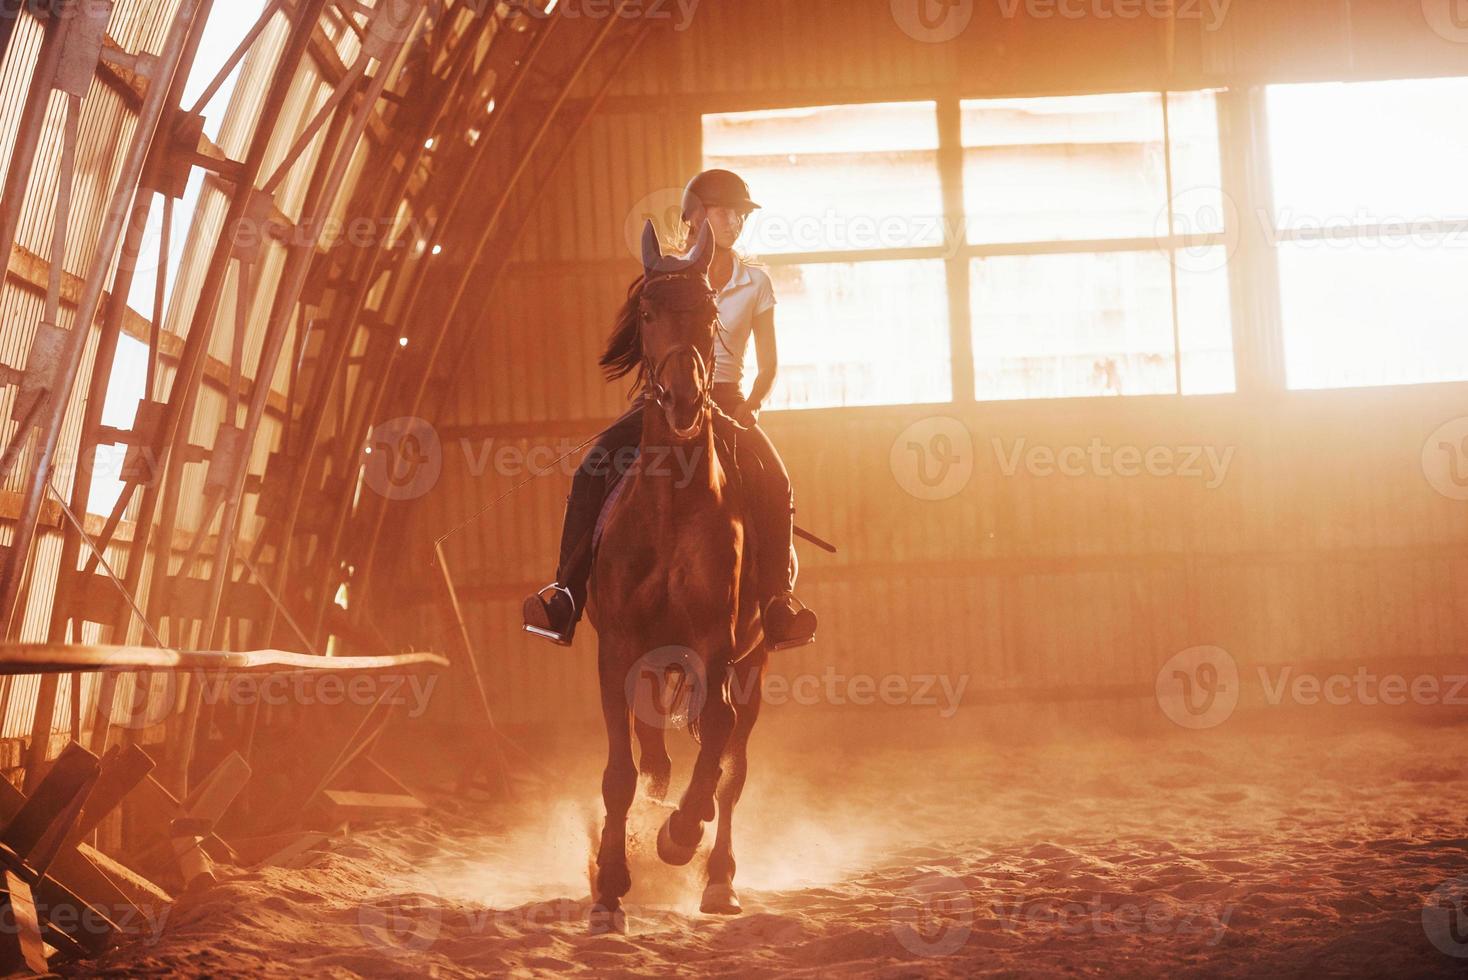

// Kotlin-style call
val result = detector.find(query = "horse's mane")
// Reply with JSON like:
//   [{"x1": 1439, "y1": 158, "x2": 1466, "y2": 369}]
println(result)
[{"x1": 599, "y1": 275, "x2": 647, "y2": 386}]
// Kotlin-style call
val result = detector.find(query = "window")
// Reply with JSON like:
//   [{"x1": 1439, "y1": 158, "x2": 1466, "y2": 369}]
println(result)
[
  {"x1": 1267, "y1": 77, "x2": 1468, "y2": 390},
  {"x1": 964, "y1": 91, "x2": 1233, "y2": 399},
  {"x1": 767, "y1": 260, "x2": 952, "y2": 409},
  {"x1": 703, "y1": 91, "x2": 1234, "y2": 410},
  {"x1": 704, "y1": 102, "x2": 952, "y2": 410}
]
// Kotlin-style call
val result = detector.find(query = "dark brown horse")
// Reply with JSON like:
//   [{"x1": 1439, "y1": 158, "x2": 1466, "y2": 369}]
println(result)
[{"x1": 585, "y1": 221, "x2": 767, "y2": 934}]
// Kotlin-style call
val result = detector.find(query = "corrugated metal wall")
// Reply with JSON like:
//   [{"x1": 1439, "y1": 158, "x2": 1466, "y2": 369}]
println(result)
[
  {"x1": 0, "y1": 0, "x2": 189, "y2": 741},
  {"x1": 398, "y1": 0, "x2": 1468, "y2": 727}
]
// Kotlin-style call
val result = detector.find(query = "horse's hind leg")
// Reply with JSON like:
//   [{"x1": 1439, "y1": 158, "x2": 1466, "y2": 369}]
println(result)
[
  {"x1": 591, "y1": 658, "x2": 637, "y2": 934},
  {"x1": 703, "y1": 657, "x2": 764, "y2": 914}
]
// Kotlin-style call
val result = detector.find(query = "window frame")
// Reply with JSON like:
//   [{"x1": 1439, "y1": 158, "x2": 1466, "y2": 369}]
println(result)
[{"x1": 703, "y1": 88, "x2": 1238, "y2": 409}]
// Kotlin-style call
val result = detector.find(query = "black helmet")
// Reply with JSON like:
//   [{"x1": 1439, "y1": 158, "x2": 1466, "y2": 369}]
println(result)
[{"x1": 681, "y1": 169, "x2": 760, "y2": 221}]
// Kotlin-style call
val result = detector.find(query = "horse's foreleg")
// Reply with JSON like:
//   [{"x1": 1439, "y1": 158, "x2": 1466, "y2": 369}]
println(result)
[
  {"x1": 703, "y1": 657, "x2": 763, "y2": 914},
  {"x1": 658, "y1": 661, "x2": 735, "y2": 867},
  {"x1": 592, "y1": 663, "x2": 637, "y2": 934}
]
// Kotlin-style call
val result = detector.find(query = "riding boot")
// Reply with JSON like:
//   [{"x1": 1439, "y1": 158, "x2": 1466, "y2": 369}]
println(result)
[
  {"x1": 523, "y1": 403, "x2": 646, "y2": 647},
  {"x1": 523, "y1": 582, "x2": 578, "y2": 646},
  {"x1": 764, "y1": 590, "x2": 817, "y2": 651},
  {"x1": 523, "y1": 502, "x2": 595, "y2": 645},
  {"x1": 756, "y1": 498, "x2": 817, "y2": 650}
]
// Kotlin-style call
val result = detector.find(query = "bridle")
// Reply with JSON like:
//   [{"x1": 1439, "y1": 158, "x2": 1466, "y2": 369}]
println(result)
[{"x1": 641, "y1": 273, "x2": 718, "y2": 440}]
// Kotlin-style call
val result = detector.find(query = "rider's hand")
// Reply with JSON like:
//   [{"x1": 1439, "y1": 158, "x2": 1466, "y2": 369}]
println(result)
[{"x1": 734, "y1": 402, "x2": 759, "y2": 428}]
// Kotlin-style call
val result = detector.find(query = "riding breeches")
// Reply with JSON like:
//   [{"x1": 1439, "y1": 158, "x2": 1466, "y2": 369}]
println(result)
[{"x1": 554, "y1": 384, "x2": 796, "y2": 618}]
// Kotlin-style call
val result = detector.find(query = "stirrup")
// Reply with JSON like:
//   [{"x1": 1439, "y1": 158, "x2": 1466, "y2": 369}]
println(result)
[{"x1": 523, "y1": 583, "x2": 576, "y2": 646}]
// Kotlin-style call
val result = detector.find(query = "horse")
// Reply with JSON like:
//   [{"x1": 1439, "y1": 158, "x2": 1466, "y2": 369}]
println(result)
[{"x1": 584, "y1": 221, "x2": 768, "y2": 935}]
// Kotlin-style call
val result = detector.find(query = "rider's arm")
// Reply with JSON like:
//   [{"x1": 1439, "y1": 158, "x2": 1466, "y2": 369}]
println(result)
[{"x1": 740, "y1": 308, "x2": 777, "y2": 419}]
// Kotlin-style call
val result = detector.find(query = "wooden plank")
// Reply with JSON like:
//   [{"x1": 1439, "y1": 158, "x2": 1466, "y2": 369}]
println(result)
[
  {"x1": 0, "y1": 873, "x2": 48, "y2": 975},
  {"x1": 72, "y1": 743, "x2": 155, "y2": 841},
  {"x1": 77, "y1": 842, "x2": 171, "y2": 907},
  {"x1": 2, "y1": 743, "x2": 100, "y2": 864},
  {"x1": 230, "y1": 831, "x2": 329, "y2": 869},
  {"x1": 0, "y1": 777, "x2": 131, "y2": 956},
  {"x1": 0, "y1": 644, "x2": 448, "y2": 675},
  {"x1": 321, "y1": 789, "x2": 427, "y2": 817},
  {"x1": 179, "y1": 752, "x2": 250, "y2": 831}
]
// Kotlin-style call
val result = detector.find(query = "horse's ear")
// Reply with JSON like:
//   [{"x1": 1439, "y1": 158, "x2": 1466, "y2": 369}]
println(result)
[
  {"x1": 687, "y1": 220, "x2": 714, "y2": 275},
  {"x1": 641, "y1": 220, "x2": 663, "y2": 279}
]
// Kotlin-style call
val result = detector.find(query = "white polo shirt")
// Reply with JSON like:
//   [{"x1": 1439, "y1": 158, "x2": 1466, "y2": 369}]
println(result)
[{"x1": 711, "y1": 255, "x2": 777, "y2": 388}]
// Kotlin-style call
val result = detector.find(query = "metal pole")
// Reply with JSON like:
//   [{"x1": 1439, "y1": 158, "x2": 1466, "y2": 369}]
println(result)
[
  {"x1": 167, "y1": 25, "x2": 414, "y2": 795},
  {"x1": 129, "y1": 0, "x2": 331, "y2": 642},
  {"x1": 265, "y1": 16, "x2": 554, "y2": 647}
]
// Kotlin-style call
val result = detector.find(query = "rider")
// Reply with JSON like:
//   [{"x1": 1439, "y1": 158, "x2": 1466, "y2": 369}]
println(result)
[{"x1": 523, "y1": 169, "x2": 818, "y2": 650}]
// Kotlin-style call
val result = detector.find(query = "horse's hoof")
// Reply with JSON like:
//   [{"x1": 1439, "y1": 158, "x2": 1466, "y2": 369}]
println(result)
[
  {"x1": 588, "y1": 903, "x2": 627, "y2": 935},
  {"x1": 700, "y1": 882, "x2": 742, "y2": 915},
  {"x1": 657, "y1": 812, "x2": 702, "y2": 866}
]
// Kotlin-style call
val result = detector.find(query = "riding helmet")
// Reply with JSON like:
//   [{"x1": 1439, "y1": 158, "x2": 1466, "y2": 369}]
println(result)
[{"x1": 681, "y1": 169, "x2": 761, "y2": 221}]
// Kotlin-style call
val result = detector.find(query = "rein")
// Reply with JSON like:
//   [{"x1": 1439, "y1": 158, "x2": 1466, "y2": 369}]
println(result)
[{"x1": 645, "y1": 342, "x2": 714, "y2": 440}]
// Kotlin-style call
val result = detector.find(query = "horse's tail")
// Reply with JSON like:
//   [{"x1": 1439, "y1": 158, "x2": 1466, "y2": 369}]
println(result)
[{"x1": 673, "y1": 669, "x2": 702, "y2": 745}]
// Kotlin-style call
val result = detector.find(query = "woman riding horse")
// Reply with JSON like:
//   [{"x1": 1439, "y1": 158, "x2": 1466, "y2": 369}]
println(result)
[{"x1": 522, "y1": 169, "x2": 817, "y2": 650}]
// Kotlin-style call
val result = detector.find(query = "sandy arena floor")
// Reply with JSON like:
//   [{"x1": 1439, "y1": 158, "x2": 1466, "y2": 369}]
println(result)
[{"x1": 70, "y1": 710, "x2": 1468, "y2": 977}]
